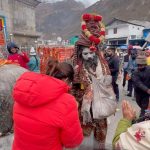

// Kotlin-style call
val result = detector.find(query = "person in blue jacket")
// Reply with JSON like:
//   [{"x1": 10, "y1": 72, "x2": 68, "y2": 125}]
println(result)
[
  {"x1": 28, "y1": 47, "x2": 40, "y2": 72},
  {"x1": 126, "y1": 49, "x2": 138, "y2": 97}
]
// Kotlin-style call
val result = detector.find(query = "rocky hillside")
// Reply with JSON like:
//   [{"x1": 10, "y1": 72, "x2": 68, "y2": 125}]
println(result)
[
  {"x1": 36, "y1": 0, "x2": 150, "y2": 39},
  {"x1": 70, "y1": 0, "x2": 150, "y2": 38},
  {"x1": 85, "y1": 0, "x2": 150, "y2": 24},
  {"x1": 35, "y1": 0, "x2": 84, "y2": 39}
]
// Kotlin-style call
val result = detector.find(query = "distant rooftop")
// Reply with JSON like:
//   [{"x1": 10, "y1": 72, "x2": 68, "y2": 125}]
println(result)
[
  {"x1": 106, "y1": 18, "x2": 150, "y2": 28},
  {"x1": 16, "y1": 0, "x2": 41, "y2": 7},
  {"x1": 128, "y1": 20, "x2": 150, "y2": 28}
]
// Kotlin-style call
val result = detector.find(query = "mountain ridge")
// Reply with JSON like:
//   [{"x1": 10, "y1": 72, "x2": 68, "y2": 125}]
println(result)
[
  {"x1": 35, "y1": 0, "x2": 84, "y2": 39},
  {"x1": 36, "y1": 0, "x2": 150, "y2": 40}
]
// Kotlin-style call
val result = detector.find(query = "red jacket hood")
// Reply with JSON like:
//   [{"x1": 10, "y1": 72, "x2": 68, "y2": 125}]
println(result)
[{"x1": 13, "y1": 72, "x2": 70, "y2": 107}]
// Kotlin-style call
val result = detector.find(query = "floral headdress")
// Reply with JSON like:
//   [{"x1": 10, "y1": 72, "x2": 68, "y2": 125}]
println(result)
[{"x1": 81, "y1": 13, "x2": 105, "y2": 52}]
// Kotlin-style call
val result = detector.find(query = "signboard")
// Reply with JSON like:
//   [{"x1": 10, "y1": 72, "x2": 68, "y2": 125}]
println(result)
[
  {"x1": 0, "y1": 31, "x2": 5, "y2": 46},
  {"x1": 0, "y1": 17, "x2": 6, "y2": 46}
]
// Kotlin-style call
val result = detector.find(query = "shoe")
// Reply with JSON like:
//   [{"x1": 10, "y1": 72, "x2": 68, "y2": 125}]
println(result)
[{"x1": 127, "y1": 93, "x2": 132, "y2": 97}]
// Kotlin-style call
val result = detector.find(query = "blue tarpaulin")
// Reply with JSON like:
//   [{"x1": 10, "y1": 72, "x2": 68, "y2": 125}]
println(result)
[{"x1": 119, "y1": 45, "x2": 128, "y2": 49}]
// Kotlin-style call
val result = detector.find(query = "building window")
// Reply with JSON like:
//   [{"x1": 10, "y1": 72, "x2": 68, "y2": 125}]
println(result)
[
  {"x1": 114, "y1": 28, "x2": 117, "y2": 34},
  {"x1": 131, "y1": 35, "x2": 136, "y2": 39}
]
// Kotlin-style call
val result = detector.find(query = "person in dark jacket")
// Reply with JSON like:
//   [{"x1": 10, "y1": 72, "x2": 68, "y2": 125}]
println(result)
[
  {"x1": 122, "y1": 45, "x2": 132, "y2": 88},
  {"x1": 132, "y1": 55, "x2": 150, "y2": 117},
  {"x1": 106, "y1": 47, "x2": 120, "y2": 101}
]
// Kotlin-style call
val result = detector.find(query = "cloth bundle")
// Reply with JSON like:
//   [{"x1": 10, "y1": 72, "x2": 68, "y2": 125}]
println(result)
[{"x1": 81, "y1": 74, "x2": 117, "y2": 123}]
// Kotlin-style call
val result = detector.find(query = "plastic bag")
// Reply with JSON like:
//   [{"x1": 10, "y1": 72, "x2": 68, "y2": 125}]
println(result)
[
  {"x1": 0, "y1": 64, "x2": 27, "y2": 135},
  {"x1": 92, "y1": 75, "x2": 117, "y2": 119}
]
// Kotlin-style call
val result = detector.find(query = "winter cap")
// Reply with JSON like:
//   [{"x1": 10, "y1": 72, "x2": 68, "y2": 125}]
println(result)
[
  {"x1": 7, "y1": 42, "x2": 19, "y2": 54},
  {"x1": 127, "y1": 45, "x2": 133, "y2": 55},
  {"x1": 30, "y1": 47, "x2": 36, "y2": 55},
  {"x1": 136, "y1": 55, "x2": 147, "y2": 65}
]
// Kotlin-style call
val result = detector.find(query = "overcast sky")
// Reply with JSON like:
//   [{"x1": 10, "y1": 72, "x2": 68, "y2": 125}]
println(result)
[{"x1": 44, "y1": 0, "x2": 100, "y2": 7}]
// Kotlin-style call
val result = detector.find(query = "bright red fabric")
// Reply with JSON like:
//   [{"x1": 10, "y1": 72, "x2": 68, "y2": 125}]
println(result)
[
  {"x1": 12, "y1": 72, "x2": 83, "y2": 150},
  {"x1": 8, "y1": 52, "x2": 29, "y2": 69}
]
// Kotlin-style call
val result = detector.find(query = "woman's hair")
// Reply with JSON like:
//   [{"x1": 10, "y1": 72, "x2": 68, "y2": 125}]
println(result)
[{"x1": 46, "y1": 58, "x2": 74, "y2": 82}]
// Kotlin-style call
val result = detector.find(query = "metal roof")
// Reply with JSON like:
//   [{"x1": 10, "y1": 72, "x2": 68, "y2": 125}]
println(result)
[
  {"x1": 16, "y1": 0, "x2": 41, "y2": 7},
  {"x1": 106, "y1": 18, "x2": 150, "y2": 28}
]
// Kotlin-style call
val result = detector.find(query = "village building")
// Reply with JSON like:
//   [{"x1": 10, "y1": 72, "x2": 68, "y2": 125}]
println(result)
[
  {"x1": 0, "y1": 0, "x2": 41, "y2": 48},
  {"x1": 106, "y1": 18, "x2": 150, "y2": 46}
]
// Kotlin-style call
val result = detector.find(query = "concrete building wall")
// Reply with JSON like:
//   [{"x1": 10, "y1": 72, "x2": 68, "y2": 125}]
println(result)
[
  {"x1": 13, "y1": 1, "x2": 36, "y2": 32},
  {"x1": 106, "y1": 24, "x2": 129, "y2": 39},
  {"x1": 0, "y1": 0, "x2": 13, "y2": 32},
  {"x1": 128, "y1": 25, "x2": 144, "y2": 39},
  {"x1": 13, "y1": 35, "x2": 37, "y2": 48},
  {"x1": 106, "y1": 19, "x2": 145, "y2": 45},
  {"x1": 106, "y1": 24, "x2": 144, "y2": 40},
  {"x1": 0, "y1": 0, "x2": 40, "y2": 47}
]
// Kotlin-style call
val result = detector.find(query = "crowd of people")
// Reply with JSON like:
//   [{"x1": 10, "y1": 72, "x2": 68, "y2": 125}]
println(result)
[{"x1": 0, "y1": 13, "x2": 150, "y2": 150}]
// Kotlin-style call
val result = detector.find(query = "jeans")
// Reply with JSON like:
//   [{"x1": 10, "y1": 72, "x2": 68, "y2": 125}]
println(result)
[
  {"x1": 112, "y1": 76, "x2": 119, "y2": 101},
  {"x1": 139, "y1": 109, "x2": 146, "y2": 118},
  {"x1": 122, "y1": 71, "x2": 127, "y2": 87},
  {"x1": 128, "y1": 79, "x2": 133, "y2": 95}
]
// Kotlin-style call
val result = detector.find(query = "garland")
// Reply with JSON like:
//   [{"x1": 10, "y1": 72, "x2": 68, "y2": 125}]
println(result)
[{"x1": 81, "y1": 13, "x2": 106, "y2": 51}]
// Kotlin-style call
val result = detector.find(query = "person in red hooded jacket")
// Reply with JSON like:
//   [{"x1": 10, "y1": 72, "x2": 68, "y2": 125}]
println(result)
[
  {"x1": 12, "y1": 59, "x2": 83, "y2": 150},
  {"x1": 7, "y1": 42, "x2": 29, "y2": 69}
]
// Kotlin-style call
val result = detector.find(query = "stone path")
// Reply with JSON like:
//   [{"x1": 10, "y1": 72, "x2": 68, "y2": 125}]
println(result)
[{"x1": 0, "y1": 86, "x2": 140, "y2": 150}]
